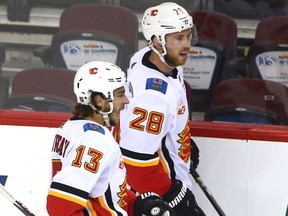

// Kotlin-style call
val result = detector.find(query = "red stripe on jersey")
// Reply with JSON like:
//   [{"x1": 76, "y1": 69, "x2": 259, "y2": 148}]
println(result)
[
  {"x1": 47, "y1": 194, "x2": 85, "y2": 216},
  {"x1": 124, "y1": 162, "x2": 172, "y2": 196},
  {"x1": 52, "y1": 159, "x2": 62, "y2": 178}
]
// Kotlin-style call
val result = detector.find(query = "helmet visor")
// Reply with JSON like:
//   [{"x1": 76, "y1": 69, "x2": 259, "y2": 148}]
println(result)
[
  {"x1": 191, "y1": 25, "x2": 198, "y2": 46},
  {"x1": 124, "y1": 81, "x2": 133, "y2": 100}
]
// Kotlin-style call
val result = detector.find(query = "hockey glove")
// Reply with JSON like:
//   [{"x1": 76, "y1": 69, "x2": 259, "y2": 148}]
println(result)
[
  {"x1": 191, "y1": 138, "x2": 200, "y2": 169},
  {"x1": 134, "y1": 192, "x2": 176, "y2": 216},
  {"x1": 162, "y1": 179, "x2": 206, "y2": 216}
]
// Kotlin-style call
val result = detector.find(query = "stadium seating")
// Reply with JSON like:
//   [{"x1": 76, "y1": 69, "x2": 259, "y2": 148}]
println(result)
[
  {"x1": 0, "y1": 43, "x2": 5, "y2": 71},
  {"x1": 7, "y1": 0, "x2": 31, "y2": 21},
  {"x1": 204, "y1": 78, "x2": 288, "y2": 125},
  {"x1": 32, "y1": 0, "x2": 103, "y2": 7},
  {"x1": 119, "y1": 0, "x2": 196, "y2": 12},
  {"x1": 33, "y1": 3, "x2": 138, "y2": 71},
  {"x1": 247, "y1": 15, "x2": 288, "y2": 88},
  {"x1": 211, "y1": 0, "x2": 288, "y2": 19},
  {"x1": 0, "y1": 74, "x2": 9, "y2": 108},
  {"x1": 0, "y1": 43, "x2": 7, "y2": 108},
  {"x1": 190, "y1": 9, "x2": 238, "y2": 60},
  {"x1": 253, "y1": 15, "x2": 288, "y2": 45},
  {"x1": 183, "y1": 9, "x2": 238, "y2": 112},
  {"x1": 3, "y1": 67, "x2": 76, "y2": 112},
  {"x1": 6, "y1": 0, "x2": 118, "y2": 22}
]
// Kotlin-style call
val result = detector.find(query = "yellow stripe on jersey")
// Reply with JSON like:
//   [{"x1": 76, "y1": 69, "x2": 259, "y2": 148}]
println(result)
[
  {"x1": 158, "y1": 150, "x2": 169, "y2": 175},
  {"x1": 86, "y1": 200, "x2": 97, "y2": 216},
  {"x1": 123, "y1": 155, "x2": 159, "y2": 167},
  {"x1": 49, "y1": 189, "x2": 86, "y2": 207},
  {"x1": 99, "y1": 195, "x2": 117, "y2": 216},
  {"x1": 86, "y1": 195, "x2": 117, "y2": 216}
]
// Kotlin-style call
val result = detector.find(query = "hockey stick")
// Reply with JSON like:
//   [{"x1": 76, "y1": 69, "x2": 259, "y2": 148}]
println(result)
[
  {"x1": 0, "y1": 184, "x2": 35, "y2": 216},
  {"x1": 190, "y1": 166, "x2": 227, "y2": 216}
]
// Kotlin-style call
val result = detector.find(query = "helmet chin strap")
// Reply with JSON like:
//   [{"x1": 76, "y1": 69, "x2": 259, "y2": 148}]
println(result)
[
  {"x1": 150, "y1": 44, "x2": 175, "y2": 70},
  {"x1": 89, "y1": 102, "x2": 114, "y2": 127},
  {"x1": 99, "y1": 102, "x2": 114, "y2": 127}
]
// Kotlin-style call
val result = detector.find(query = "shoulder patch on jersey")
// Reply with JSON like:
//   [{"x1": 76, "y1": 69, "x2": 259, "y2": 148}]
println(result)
[
  {"x1": 83, "y1": 123, "x2": 105, "y2": 134},
  {"x1": 145, "y1": 78, "x2": 167, "y2": 94}
]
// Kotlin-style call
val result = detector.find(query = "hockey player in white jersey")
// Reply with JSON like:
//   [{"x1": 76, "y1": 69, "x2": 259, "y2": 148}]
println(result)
[
  {"x1": 46, "y1": 61, "x2": 175, "y2": 216},
  {"x1": 120, "y1": 2, "x2": 205, "y2": 215}
]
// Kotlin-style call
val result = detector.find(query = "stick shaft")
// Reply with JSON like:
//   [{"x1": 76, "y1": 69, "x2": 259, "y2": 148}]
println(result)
[
  {"x1": 0, "y1": 184, "x2": 35, "y2": 216},
  {"x1": 190, "y1": 167, "x2": 226, "y2": 216}
]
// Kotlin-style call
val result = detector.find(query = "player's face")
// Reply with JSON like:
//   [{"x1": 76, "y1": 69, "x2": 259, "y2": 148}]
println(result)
[
  {"x1": 164, "y1": 28, "x2": 192, "y2": 67},
  {"x1": 108, "y1": 86, "x2": 130, "y2": 126}
]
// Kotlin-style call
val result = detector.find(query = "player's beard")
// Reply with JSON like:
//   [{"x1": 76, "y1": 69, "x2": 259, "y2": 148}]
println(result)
[
  {"x1": 109, "y1": 119, "x2": 117, "y2": 126},
  {"x1": 107, "y1": 108, "x2": 119, "y2": 127},
  {"x1": 164, "y1": 51, "x2": 188, "y2": 67}
]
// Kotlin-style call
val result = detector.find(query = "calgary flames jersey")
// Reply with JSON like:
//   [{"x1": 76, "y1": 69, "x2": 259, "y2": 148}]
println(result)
[
  {"x1": 120, "y1": 47, "x2": 192, "y2": 196},
  {"x1": 47, "y1": 118, "x2": 135, "y2": 216}
]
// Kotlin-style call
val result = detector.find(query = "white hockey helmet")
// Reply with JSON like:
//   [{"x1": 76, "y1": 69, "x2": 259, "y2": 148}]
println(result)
[
  {"x1": 142, "y1": 2, "x2": 198, "y2": 46},
  {"x1": 74, "y1": 61, "x2": 127, "y2": 105}
]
